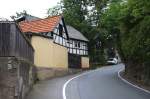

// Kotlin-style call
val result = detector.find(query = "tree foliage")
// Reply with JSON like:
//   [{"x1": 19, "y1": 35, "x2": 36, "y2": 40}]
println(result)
[
  {"x1": 11, "y1": 10, "x2": 27, "y2": 19},
  {"x1": 101, "y1": 0, "x2": 150, "y2": 84},
  {"x1": 48, "y1": 0, "x2": 109, "y2": 66},
  {"x1": 47, "y1": 2, "x2": 63, "y2": 16}
]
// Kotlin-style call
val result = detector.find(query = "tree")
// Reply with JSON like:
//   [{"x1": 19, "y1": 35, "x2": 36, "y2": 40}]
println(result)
[
  {"x1": 47, "y1": 2, "x2": 63, "y2": 16},
  {"x1": 119, "y1": 0, "x2": 150, "y2": 84},
  {"x1": 63, "y1": 0, "x2": 109, "y2": 66},
  {"x1": 47, "y1": 0, "x2": 109, "y2": 66},
  {"x1": 96, "y1": 0, "x2": 122, "y2": 61},
  {"x1": 11, "y1": 10, "x2": 27, "y2": 20},
  {"x1": 100, "y1": 0, "x2": 150, "y2": 85}
]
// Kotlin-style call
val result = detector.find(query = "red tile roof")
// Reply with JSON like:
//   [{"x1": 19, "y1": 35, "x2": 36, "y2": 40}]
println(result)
[{"x1": 19, "y1": 15, "x2": 61, "y2": 33}]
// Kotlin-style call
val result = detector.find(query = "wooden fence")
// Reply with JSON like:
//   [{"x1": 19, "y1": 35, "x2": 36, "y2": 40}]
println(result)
[{"x1": 0, "y1": 21, "x2": 34, "y2": 62}]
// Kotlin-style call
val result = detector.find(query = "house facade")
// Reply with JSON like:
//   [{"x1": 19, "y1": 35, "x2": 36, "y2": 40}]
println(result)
[
  {"x1": 19, "y1": 16, "x2": 69, "y2": 79},
  {"x1": 18, "y1": 15, "x2": 90, "y2": 79},
  {"x1": 67, "y1": 25, "x2": 90, "y2": 69}
]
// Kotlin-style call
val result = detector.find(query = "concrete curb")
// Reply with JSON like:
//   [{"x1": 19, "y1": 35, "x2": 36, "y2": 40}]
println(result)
[{"x1": 118, "y1": 69, "x2": 150, "y2": 94}]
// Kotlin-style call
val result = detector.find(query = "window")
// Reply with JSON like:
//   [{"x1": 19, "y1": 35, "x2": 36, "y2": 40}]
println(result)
[
  {"x1": 74, "y1": 41, "x2": 80, "y2": 48},
  {"x1": 83, "y1": 43, "x2": 87, "y2": 49},
  {"x1": 75, "y1": 42, "x2": 78, "y2": 47},
  {"x1": 78, "y1": 42, "x2": 80, "y2": 48},
  {"x1": 59, "y1": 24, "x2": 63, "y2": 36}
]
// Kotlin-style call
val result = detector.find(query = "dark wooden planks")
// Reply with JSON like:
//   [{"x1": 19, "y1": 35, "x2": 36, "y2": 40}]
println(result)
[
  {"x1": 0, "y1": 22, "x2": 11, "y2": 56},
  {"x1": 0, "y1": 22, "x2": 34, "y2": 63}
]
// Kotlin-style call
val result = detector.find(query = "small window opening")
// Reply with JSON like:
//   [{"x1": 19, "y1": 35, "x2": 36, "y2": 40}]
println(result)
[{"x1": 59, "y1": 24, "x2": 63, "y2": 36}]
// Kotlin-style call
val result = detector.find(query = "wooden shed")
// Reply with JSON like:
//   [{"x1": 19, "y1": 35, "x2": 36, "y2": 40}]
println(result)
[{"x1": 0, "y1": 21, "x2": 35, "y2": 99}]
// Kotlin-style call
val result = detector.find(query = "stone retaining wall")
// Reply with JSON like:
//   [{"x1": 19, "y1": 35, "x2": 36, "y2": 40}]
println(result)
[
  {"x1": 0, "y1": 57, "x2": 36, "y2": 99},
  {"x1": 36, "y1": 67, "x2": 83, "y2": 80}
]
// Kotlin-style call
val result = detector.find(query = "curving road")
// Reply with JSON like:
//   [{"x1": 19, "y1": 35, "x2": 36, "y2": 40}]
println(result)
[
  {"x1": 65, "y1": 64, "x2": 150, "y2": 99},
  {"x1": 26, "y1": 64, "x2": 150, "y2": 99}
]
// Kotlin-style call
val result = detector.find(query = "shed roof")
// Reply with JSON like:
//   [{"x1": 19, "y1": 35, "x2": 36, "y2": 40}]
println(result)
[
  {"x1": 67, "y1": 25, "x2": 89, "y2": 42},
  {"x1": 19, "y1": 15, "x2": 61, "y2": 33}
]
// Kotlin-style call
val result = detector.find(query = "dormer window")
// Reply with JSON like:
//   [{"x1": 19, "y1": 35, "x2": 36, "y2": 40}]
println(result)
[{"x1": 59, "y1": 24, "x2": 63, "y2": 36}]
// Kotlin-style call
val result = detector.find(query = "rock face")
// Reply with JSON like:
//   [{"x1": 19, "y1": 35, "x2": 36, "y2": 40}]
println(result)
[{"x1": 0, "y1": 57, "x2": 36, "y2": 99}]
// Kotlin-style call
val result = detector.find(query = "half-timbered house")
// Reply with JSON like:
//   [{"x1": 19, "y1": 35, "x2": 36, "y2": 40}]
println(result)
[
  {"x1": 67, "y1": 25, "x2": 90, "y2": 69},
  {"x1": 19, "y1": 15, "x2": 69, "y2": 80}
]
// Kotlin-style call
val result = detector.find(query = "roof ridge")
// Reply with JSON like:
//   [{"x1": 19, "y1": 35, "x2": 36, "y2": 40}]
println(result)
[{"x1": 20, "y1": 15, "x2": 61, "y2": 24}]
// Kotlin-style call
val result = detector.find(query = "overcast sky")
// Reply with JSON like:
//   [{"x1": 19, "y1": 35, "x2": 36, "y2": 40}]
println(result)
[{"x1": 0, "y1": 0, "x2": 61, "y2": 19}]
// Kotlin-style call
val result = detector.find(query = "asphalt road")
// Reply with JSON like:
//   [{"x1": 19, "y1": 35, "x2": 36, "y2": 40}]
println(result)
[{"x1": 26, "y1": 64, "x2": 150, "y2": 99}]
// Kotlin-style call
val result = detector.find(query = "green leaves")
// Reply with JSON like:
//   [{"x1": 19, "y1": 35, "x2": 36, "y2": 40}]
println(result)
[
  {"x1": 113, "y1": 0, "x2": 150, "y2": 83},
  {"x1": 56, "y1": 0, "x2": 108, "y2": 65}
]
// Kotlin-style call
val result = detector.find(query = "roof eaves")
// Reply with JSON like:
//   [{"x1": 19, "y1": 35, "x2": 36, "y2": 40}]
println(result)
[{"x1": 70, "y1": 37, "x2": 89, "y2": 42}]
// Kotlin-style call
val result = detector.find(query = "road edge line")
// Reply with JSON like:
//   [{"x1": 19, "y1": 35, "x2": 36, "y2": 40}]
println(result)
[
  {"x1": 62, "y1": 74, "x2": 81, "y2": 99},
  {"x1": 62, "y1": 70, "x2": 95, "y2": 99},
  {"x1": 118, "y1": 69, "x2": 150, "y2": 94}
]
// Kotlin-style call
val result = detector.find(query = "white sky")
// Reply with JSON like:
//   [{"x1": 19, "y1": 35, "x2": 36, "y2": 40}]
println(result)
[{"x1": 0, "y1": 0, "x2": 61, "y2": 19}]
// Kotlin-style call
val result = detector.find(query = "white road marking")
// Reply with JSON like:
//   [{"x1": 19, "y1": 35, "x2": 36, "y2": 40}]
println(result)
[
  {"x1": 63, "y1": 65, "x2": 150, "y2": 99},
  {"x1": 62, "y1": 70, "x2": 96, "y2": 99},
  {"x1": 62, "y1": 66, "x2": 119, "y2": 99},
  {"x1": 62, "y1": 74, "x2": 81, "y2": 99},
  {"x1": 118, "y1": 69, "x2": 150, "y2": 94}
]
